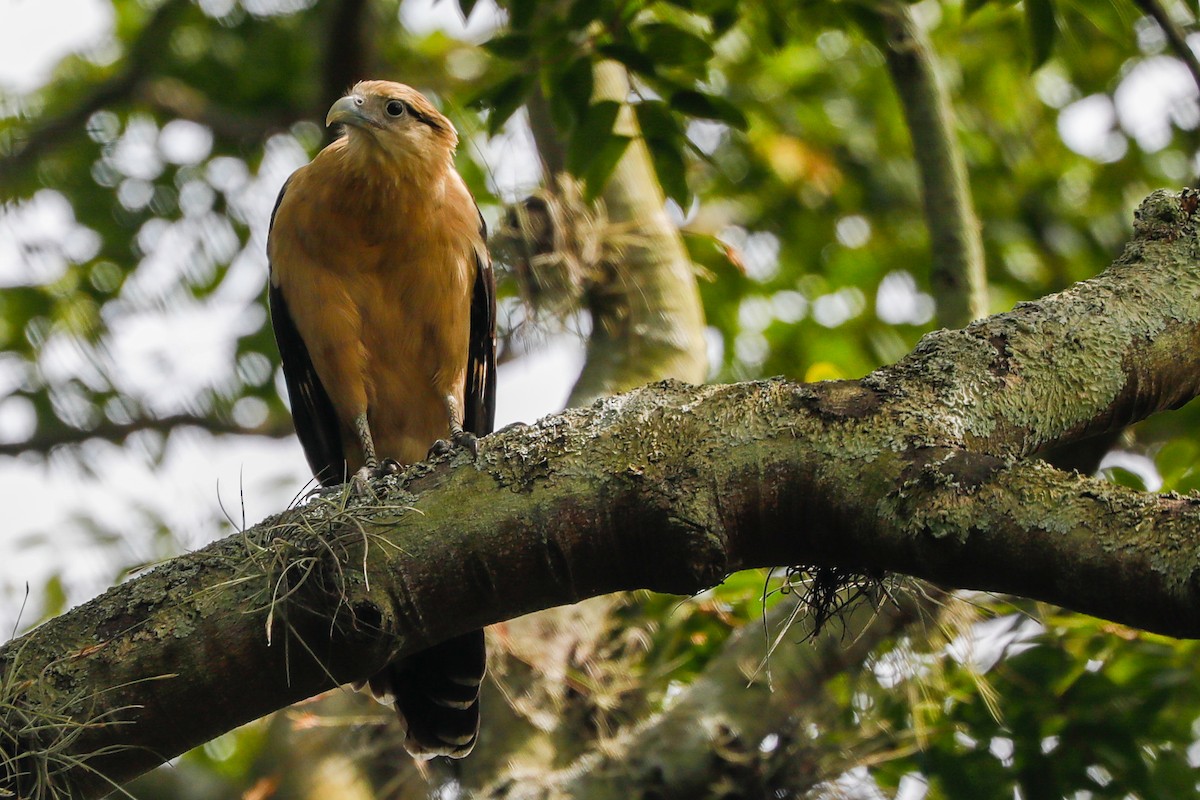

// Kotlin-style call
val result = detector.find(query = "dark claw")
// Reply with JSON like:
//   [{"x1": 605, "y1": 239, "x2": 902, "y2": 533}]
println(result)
[
  {"x1": 426, "y1": 432, "x2": 479, "y2": 460},
  {"x1": 377, "y1": 457, "x2": 401, "y2": 476},
  {"x1": 453, "y1": 430, "x2": 479, "y2": 457},
  {"x1": 427, "y1": 439, "x2": 454, "y2": 459}
]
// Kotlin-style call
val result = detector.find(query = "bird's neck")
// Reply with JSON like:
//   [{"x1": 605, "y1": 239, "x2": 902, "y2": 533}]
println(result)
[{"x1": 333, "y1": 134, "x2": 453, "y2": 200}]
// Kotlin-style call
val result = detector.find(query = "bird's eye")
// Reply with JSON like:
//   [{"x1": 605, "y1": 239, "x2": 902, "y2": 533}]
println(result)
[{"x1": 385, "y1": 100, "x2": 407, "y2": 118}]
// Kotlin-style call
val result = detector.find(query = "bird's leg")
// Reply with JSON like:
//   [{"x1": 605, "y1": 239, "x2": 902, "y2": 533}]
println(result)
[
  {"x1": 351, "y1": 411, "x2": 398, "y2": 493},
  {"x1": 427, "y1": 395, "x2": 478, "y2": 459},
  {"x1": 356, "y1": 411, "x2": 379, "y2": 471}
]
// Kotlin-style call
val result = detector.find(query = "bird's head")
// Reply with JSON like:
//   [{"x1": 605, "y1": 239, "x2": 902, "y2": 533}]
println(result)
[{"x1": 326, "y1": 80, "x2": 459, "y2": 165}]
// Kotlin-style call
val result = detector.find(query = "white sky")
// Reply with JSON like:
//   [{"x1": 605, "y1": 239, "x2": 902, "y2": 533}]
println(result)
[{"x1": 0, "y1": 0, "x2": 113, "y2": 92}]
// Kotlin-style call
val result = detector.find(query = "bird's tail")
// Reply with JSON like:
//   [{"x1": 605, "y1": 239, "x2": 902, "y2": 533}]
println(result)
[{"x1": 371, "y1": 629, "x2": 486, "y2": 759}]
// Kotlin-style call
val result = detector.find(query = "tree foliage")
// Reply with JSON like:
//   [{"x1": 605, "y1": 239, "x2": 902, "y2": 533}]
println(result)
[{"x1": 3, "y1": 0, "x2": 1200, "y2": 797}]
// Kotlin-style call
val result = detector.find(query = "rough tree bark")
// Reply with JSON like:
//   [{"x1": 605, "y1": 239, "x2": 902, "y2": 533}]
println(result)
[{"x1": 3, "y1": 191, "x2": 1200, "y2": 798}]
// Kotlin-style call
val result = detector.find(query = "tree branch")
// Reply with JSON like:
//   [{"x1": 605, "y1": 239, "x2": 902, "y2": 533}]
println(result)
[
  {"x1": 525, "y1": 86, "x2": 568, "y2": 177},
  {"x1": 321, "y1": 0, "x2": 374, "y2": 122},
  {"x1": 1134, "y1": 0, "x2": 1200, "y2": 182},
  {"x1": 488, "y1": 590, "x2": 929, "y2": 799},
  {"x1": 134, "y1": 78, "x2": 297, "y2": 143},
  {"x1": 0, "y1": 413, "x2": 293, "y2": 458},
  {"x1": 881, "y1": 3, "x2": 989, "y2": 327},
  {"x1": 1134, "y1": 0, "x2": 1200, "y2": 102},
  {"x1": 3, "y1": 190, "x2": 1200, "y2": 798},
  {"x1": 473, "y1": 60, "x2": 711, "y2": 792}
]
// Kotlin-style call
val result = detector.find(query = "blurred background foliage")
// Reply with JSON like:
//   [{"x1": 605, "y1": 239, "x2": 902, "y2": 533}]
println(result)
[{"x1": 4, "y1": 0, "x2": 1200, "y2": 796}]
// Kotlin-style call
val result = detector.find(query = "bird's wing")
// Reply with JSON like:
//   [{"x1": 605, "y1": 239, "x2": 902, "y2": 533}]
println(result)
[
  {"x1": 464, "y1": 209, "x2": 496, "y2": 437},
  {"x1": 268, "y1": 177, "x2": 345, "y2": 486}
]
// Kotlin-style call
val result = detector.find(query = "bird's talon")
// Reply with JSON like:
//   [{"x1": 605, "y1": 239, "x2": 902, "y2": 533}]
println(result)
[
  {"x1": 427, "y1": 439, "x2": 453, "y2": 459},
  {"x1": 351, "y1": 466, "x2": 378, "y2": 497},
  {"x1": 378, "y1": 457, "x2": 401, "y2": 476},
  {"x1": 453, "y1": 431, "x2": 479, "y2": 458},
  {"x1": 426, "y1": 432, "x2": 477, "y2": 460}
]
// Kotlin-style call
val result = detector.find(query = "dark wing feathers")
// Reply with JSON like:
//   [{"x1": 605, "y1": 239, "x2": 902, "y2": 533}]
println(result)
[
  {"x1": 464, "y1": 209, "x2": 496, "y2": 438},
  {"x1": 268, "y1": 179, "x2": 345, "y2": 486}
]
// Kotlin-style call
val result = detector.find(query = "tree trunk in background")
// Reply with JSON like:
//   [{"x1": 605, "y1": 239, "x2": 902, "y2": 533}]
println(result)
[{"x1": 567, "y1": 60, "x2": 709, "y2": 405}]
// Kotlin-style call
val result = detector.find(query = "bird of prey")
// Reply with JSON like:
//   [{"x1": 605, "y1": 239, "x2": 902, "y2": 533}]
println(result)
[{"x1": 266, "y1": 80, "x2": 495, "y2": 758}]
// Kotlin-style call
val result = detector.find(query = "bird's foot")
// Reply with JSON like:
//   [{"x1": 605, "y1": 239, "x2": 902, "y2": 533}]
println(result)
[
  {"x1": 350, "y1": 467, "x2": 375, "y2": 497},
  {"x1": 427, "y1": 430, "x2": 478, "y2": 460},
  {"x1": 350, "y1": 460, "x2": 400, "y2": 496}
]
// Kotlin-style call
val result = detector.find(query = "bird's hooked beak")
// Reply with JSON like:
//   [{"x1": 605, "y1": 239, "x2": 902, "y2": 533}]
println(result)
[{"x1": 326, "y1": 95, "x2": 373, "y2": 129}]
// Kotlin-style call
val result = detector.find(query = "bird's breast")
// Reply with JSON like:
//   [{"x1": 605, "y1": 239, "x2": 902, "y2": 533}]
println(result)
[{"x1": 270, "y1": 156, "x2": 482, "y2": 465}]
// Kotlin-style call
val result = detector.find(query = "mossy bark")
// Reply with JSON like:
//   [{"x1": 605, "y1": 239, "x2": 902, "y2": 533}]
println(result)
[{"x1": 4, "y1": 191, "x2": 1200, "y2": 798}]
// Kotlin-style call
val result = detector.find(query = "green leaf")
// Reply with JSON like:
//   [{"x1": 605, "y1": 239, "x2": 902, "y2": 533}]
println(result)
[
  {"x1": 583, "y1": 135, "x2": 632, "y2": 200},
  {"x1": 1102, "y1": 466, "x2": 1147, "y2": 491},
  {"x1": 647, "y1": 137, "x2": 690, "y2": 207},
  {"x1": 549, "y1": 56, "x2": 595, "y2": 127},
  {"x1": 566, "y1": 100, "x2": 623, "y2": 176},
  {"x1": 1155, "y1": 440, "x2": 1197, "y2": 490},
  {"x1": 618, "y1": 0, "x2": 651, "y2": 25},
  {"x1": 963, "y1": 0, "x2": 997, "y2": 16},
  {"x1": 509, "y1": 0, "x2": 538, "y2": 29},
  {"x1": 483, "y1": 33, "x2": 534, "y2": 61},
  {"x1": 567, "y1": 0, "x2": 599, "y2": 29},
  {"x1": 1025, "y1": 0, "x2": 1058, "y2": 68},
  {"x1": 635, "y1": 100, "x2": 689, "y2": 204},
  {"x1": 596, "y1": 43, "x2": 658, "y2": 76},
  {"x1": 841, "y1": 5, "x2": 889, "y2": 47},
  {"x1": 1059, "y1": 0, "x2": 1136, "y2": 43},
  {"x1": 638, "y1": 22, "x2": 714, "y2": 68},
  {"x1": 710, "y1": 9, "x2": 739, "y2": 36},
  {"x1": 469, "y1": 73, "x2": 535, "y2": 136},
  {"x1": 693, "y1": 0, "x2": 741, "y2": 20},
  {"x1": 40, "y1": 574, "x2": 67, "y2": 621},
  {"x1": 669, "y1": 89, "x2": 748, "y2": 129},
  {"x1": 634, "y1": 100, "x2": 683, "y2": 142}
]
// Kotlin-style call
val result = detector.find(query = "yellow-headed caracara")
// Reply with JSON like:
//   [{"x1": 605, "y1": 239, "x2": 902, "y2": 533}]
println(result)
[{"x1": 267, "y1": 80, "x2": 495, "y2": 758}]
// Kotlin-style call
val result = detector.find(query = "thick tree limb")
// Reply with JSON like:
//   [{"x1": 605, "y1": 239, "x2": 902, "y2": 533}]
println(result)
[{"x1": 3, "y1": 191, "x2": 1200, "y2": 798}]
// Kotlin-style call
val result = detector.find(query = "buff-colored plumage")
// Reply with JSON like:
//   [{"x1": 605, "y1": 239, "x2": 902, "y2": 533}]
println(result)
[
  {"x1": 270, "y1": 81, "x2": 489, "y2": 469},
  {"x1": 267, "y1": 80, "x2": 494, "y2": 758}
]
